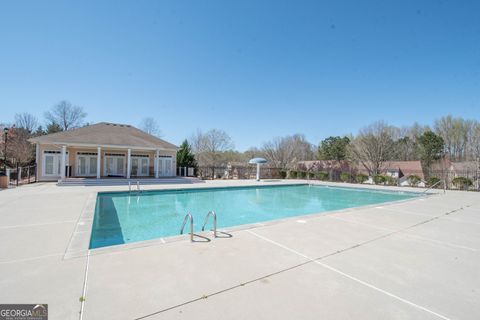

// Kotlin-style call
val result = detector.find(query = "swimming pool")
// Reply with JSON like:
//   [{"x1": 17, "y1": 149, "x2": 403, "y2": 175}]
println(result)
[{"x1": 90, "y1": 184, "x2": 420, "y2": 249}]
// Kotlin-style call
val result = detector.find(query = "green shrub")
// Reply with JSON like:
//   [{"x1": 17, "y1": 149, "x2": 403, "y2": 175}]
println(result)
[
  {"x1": 426, "y1": 177, "x2": 441, "y2": 188},
  {"x1": 373, "y1": 175, "x2": 386, "y2": 185},
  {"x1": 297, "y1": 171, "x2": 306, "y2": 179},
  {"x1": 308, "y1": 172, "x2": 315, "y2": 179},
  {"x1": 279, "y1": 170, "x2": 287, "y2": 179},
  {"x1": 340, "y1": 172, "x2": 351, "y2": 182},
  {"x1": 385, "y1": 176, "x2": 397, "y2": 186},
  {"x1": 452, "y1": 176, "x2": 472, "y2": 190},
  {"x1": 289, "y1": 170, "x2": 297, "y2": 179},
  {"x1": 315, "y1": 171, "x2": 329, "y2": 181},
  {"x1": 355, "y1": 173, "x2": 368, "y2": 184},
  {"x1": 407, "y1": 175, "x2": 421, "y2": 187}
]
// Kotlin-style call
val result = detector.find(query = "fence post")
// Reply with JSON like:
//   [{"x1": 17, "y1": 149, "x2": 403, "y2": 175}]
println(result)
[{"x1": 16, "y1": 163, "x2": 19, "y2": 187}]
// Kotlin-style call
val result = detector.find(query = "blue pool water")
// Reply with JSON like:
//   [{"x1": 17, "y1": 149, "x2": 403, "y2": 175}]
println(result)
[{"x1": 90, "y1": 184, "x2": 420, "y2": 249}]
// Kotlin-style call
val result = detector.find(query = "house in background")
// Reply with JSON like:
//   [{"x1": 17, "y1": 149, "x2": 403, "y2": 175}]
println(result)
[
  {"x1": 351, "y1": 160, "x2": 425, "y2": 186},
  {"x1": 382, "y1": 161, "x2": 425, "y2": 186},
  {"x1": 29, "y1": 122, "x2": 178, "y2": 182}
]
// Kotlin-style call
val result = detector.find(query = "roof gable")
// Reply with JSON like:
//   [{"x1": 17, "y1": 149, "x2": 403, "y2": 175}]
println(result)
[{"x1": 29, "y1": 122, "x2": 178, "y2": 150}]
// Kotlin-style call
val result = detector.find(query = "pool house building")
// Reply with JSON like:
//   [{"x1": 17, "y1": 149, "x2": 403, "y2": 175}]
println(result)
[{"x1": 29, "y1": 122, "x2": 178, "y2": 182}]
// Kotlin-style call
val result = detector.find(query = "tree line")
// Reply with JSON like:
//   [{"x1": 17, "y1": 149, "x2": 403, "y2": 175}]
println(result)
[
  {"x1": 1, "y1": 104, "x2": 478, "y2": 176},
  {"x1": 183, "y1": 116, "x2": 480, "y2": 177}
]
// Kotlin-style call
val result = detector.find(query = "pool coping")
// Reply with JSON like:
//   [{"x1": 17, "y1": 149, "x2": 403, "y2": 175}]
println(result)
[
  {"x1": 96, "y1": 182, "x2": 310, "y2": 196},
  {"x1": 63, "y1": 182, "x2": 434, "y2": 260}
]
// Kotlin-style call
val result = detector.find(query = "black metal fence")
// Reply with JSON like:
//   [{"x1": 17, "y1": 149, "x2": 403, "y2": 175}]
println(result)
[
  {"x1": 196, "y1": 166, "x2": 283, "y2": 180},
  {"x1": 426, "y1": 169, "x2": 479, "y2": 191},
  {"x1": 290, "y1": 168, "x2": 480, "y2": 191},
  {"x1": 195, "y1": 165, "x2": 479, "y2": 191},
  {"x1": 5, "y1": 164, "x2": 37, "y2": 187}
]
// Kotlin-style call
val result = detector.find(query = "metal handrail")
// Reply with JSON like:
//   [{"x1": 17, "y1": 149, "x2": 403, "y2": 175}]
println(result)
[
  {"x1": 128, "y1": 181, "x2": 142, "y2": 193},
  {"x1": 423, "y1": 179, "x2": 444, "y2": 193},
  {"x1": 201, "y1": 210, "x2": 217, "y2": 238},
  {"x1": 180, "y1": 213, "x2": 194, "y2": 242}
]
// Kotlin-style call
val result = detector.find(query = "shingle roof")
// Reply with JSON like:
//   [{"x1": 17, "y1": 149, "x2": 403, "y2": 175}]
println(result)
[
  {"x1": 29, "y1": 122, "x2": 178, "y2": 150},
  {"x1": 381, "y1": 161, "x2": 424, "y2": 179}
]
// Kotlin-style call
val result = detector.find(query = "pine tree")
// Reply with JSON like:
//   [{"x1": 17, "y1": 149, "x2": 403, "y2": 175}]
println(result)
[{"x1": 177, "y1": 140, "x2": 197, "y2": 168}]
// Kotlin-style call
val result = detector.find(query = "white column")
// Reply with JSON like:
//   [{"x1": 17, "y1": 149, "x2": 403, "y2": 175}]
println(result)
[
  {"x1": 155, "y1": 150, "x2": 159, "y2": 178},
  {"x1": 60, "y1": 145, "x2": 66, "y2": 181},
  {"x1": 127, "y1": 148, "x2": 131, "y2": 179},
  {"x1": 35, "y1": 144, "x2": 40, "y2": 180},
  {"x1": 96, "y1": 147, "x2": 101, "y2": 179},
  {"x1": 256, "y1": 163, "x2": 260, "y2": 181},
  {"x1": 35, "y1": 144, "x2": 39, "y2": 165}
]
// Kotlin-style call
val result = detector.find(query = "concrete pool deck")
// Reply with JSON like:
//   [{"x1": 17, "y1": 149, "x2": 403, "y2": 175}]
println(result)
[{"x1": 0, "y1": 180, "x2": 479, "y2": 319}]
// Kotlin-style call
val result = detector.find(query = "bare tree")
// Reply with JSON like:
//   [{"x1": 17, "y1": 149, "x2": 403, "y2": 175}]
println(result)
[
  {"x1": 262, "y1": 137, "x2": 290, "y2": 168},
  {"x1": 244, "y1": 147, "x2": 265, "y2": 161},
  {"x1": 434, "y1": 115, "x2": 472, "y2": 161},
  {"x1": 44, "y1": 100, "x2": 86, "y2": 131},
  {"x1": 348, "y1": 121, "x2": 396, "y2": 176},
  {"x1": 6, "y1": 128, "x2": 35, "y2": 165},
  {"x1": 15, "y1": 113, "x2": 38, "y2": 133},
  {"x1": 262, "y1": 134, "x2": 314, "y2": 168},
  {"x1": 139, "y1": 117, "x2": 162, "y2": 137},
  {"x1": 190, "y1": 129, "x2": 234, "y2": 170},
  {"x1": 467, "y1": 121, "x2": 480, "y2": 161}
]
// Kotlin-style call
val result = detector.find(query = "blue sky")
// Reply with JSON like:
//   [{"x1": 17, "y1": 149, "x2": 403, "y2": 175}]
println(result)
[{"x1": 0, "y1": 0, "x2": 479, "y2": 150}]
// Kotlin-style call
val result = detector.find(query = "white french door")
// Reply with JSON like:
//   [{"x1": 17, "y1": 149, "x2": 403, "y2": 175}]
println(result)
[
  {"x1": 131, "y1": 156, "x2": 150, "y2": 176},
  {"x1": 76, "y1": 153, "x2": 98, "y2": 176},
  {"x1": 104, "y1": 155, "x2": 125, "y2": 177},
  {"x1": 43, "y1": 151, "x2": 69, "y2": 177},
  {"x1": 158, "y1": 157, "x2": 173, "y2": 177}
]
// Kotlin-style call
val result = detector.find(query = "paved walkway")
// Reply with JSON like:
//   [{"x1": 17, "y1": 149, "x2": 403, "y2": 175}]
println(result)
[{"x1": 0, "y1": 180, "x2": 479, "y2": 319}]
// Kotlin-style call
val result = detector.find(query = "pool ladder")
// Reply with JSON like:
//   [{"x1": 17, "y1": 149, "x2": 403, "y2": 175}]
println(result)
[
  {"x1": 128, "y1": 181, "x2": 141, "y2": 193},
  {"x1": 202, "y1": 210, "x2": 217, "y2": 238},
  {"x1": 422, "y1": 179, "x2": 446, "y2": 194},
  {"x1": 180, "y1": 210, "x2": 218, "y2": 242},
  {"x1": 180, "y1": 213, "x2": 194, "y2": 242}
]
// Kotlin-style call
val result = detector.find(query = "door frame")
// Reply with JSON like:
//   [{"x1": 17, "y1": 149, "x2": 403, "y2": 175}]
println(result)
[
  {"x1": 75, "y1": 152, "x2": 98, "y2": 177},
  {"x1": 131, "y1": 155, "x2": 150, "y2": 177},
  {"x1": 103, "y1": 153, "x2": 126, "y2": 177},
  {"x1": 157, "y1": 156, "x2": 173, "y2": 177},
  {"x1": 42, "y1": 150, "x2": 69, "y2": 177}
]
